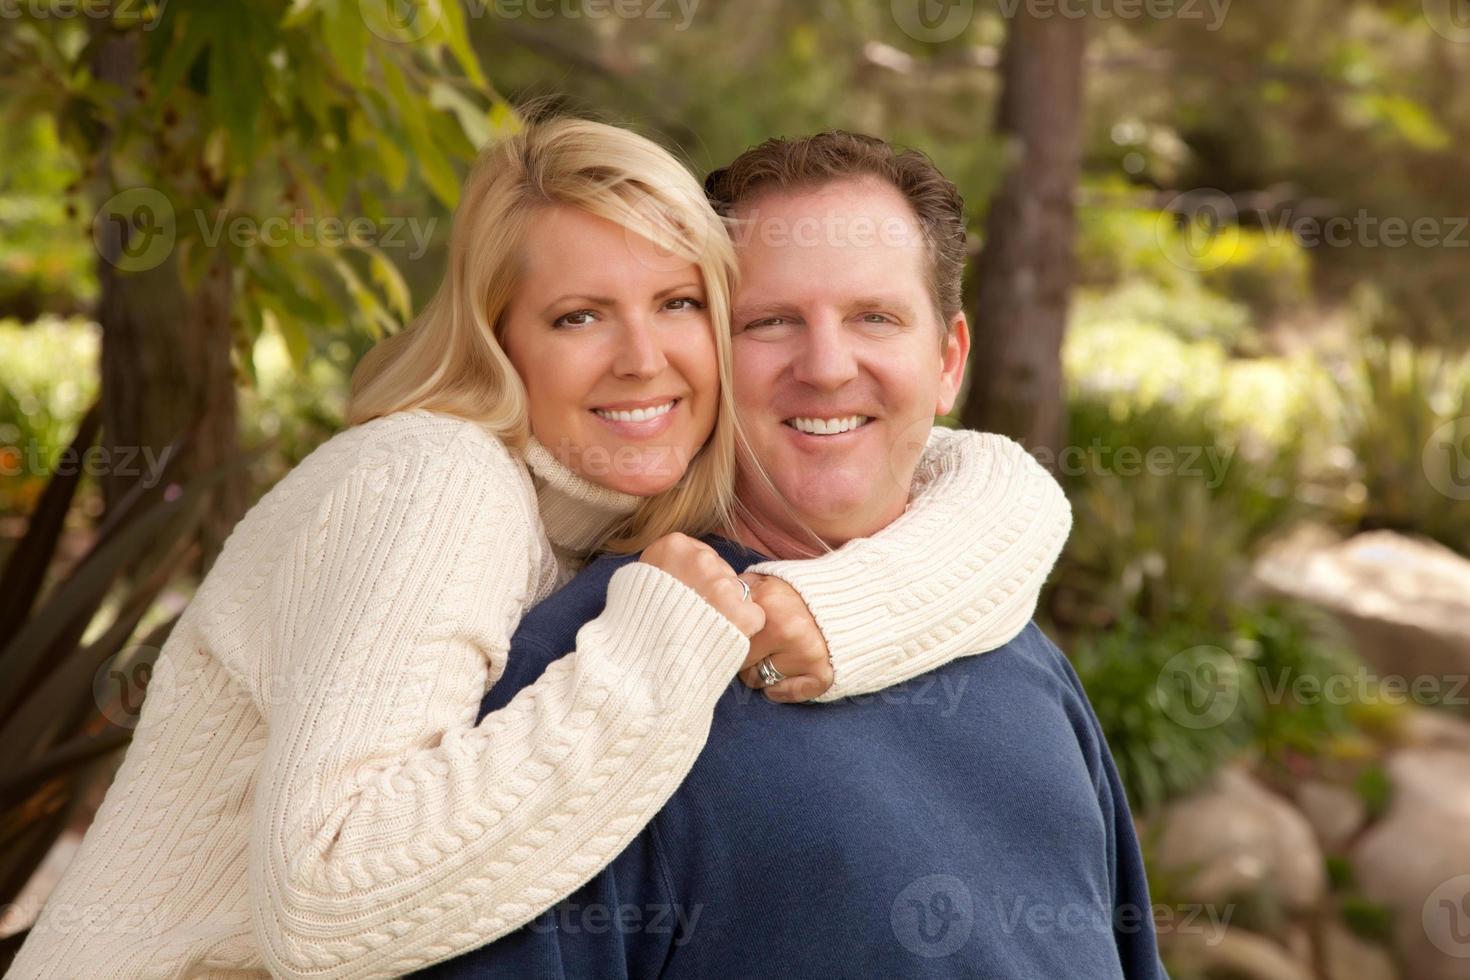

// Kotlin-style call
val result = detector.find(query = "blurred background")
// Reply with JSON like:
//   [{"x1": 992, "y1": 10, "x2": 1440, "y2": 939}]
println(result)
[{"x1": 2, "y1": 1, "x2": 1469, "y2": 977}]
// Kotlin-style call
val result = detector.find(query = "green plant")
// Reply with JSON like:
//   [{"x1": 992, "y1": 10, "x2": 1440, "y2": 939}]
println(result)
[
  {"x1": 1329, "y1": 331, "x2": 1470, "y2": 553},
  {"x1": 1072, "y1": 619, "x2": 1263, "y2": 813}
]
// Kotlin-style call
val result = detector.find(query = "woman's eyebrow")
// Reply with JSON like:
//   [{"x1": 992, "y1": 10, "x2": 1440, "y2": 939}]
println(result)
[{"x1": 541, "y1": 293, "x2": 614, "y2": 315}]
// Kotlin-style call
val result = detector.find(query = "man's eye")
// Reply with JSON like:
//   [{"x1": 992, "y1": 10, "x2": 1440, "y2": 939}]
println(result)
[
  {"x1": 861, "y1": 313, "x2": 896, "y2": 324},
  {"x1": 746, "y1": 317, "x2": 785, "y2": 329},
  {"x1": 553, "y1": 310, "x2": 597, "y2": 328}
]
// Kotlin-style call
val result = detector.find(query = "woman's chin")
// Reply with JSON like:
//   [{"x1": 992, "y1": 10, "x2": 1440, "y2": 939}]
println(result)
[{"x1": 593, "y1": 467, "x2": 688, "y2": 498}]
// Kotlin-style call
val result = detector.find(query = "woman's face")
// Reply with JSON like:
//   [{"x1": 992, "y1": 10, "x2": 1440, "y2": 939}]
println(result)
[{"x1": 500, "y1": 204, "x2": 720, "y2": 496}]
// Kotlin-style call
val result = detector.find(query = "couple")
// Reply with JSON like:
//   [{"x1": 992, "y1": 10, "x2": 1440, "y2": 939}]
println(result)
[{"x1": 11, "y1": 119, "x2": 1164, "y2": 979}]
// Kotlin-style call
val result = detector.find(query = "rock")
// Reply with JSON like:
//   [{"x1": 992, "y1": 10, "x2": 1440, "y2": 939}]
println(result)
[
  {"x1": 1294, "y1": 780, "x2": 1367, "y2": 852},
  {"x1": 1399, "y1": 709, "x2": 1470, "y2": 753},
  {"x1": 1321, "y1": 920, "x2": 1400, "y2": 980},
  {"x1": 1163, "y1": 926, "x2": 1313, "y2": 980},
  {"x1": 1352, "y1": 748, "x2": 1470, "y2": 980},
  {"x1": 1252, "y1": 530, "x2": 1470, "y2": 711},
  {"x1": 1157, "y1": 766, "x2": 1327, "y2": 913}
]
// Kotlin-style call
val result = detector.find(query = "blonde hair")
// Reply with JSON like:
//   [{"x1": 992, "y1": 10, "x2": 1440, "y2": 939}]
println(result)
[{"x1": 348, "y1": 116, "x2": 740, "y2": 553}]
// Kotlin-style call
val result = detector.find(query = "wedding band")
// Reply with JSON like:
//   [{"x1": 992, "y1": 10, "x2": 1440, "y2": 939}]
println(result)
[
  {"x1": 756, "y1": 656, "x2": 786, "y2": 687},
  {"x1": 738, "y1": 578, "x2": 751, "y2": 603}
]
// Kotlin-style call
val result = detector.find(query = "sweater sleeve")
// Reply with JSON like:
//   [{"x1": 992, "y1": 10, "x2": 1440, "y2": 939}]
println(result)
[
  {"x1": 249, "y1": 440, "x2": 749, "y2": 978},
  {"x1": 747, "y1": 426, "x2": 1073, "y2": 701}
]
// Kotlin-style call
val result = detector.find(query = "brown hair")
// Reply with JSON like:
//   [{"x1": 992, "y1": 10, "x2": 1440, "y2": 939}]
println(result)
[{"x1": 703, "y1": 130, "x2": 968, "y2": 330}]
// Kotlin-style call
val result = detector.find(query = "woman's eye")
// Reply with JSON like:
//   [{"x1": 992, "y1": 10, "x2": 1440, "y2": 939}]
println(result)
[
  {"x1": 663, "y1": 296, "x2": 706, "y2": 312},
  {"x1": 553, "y1": 309, "x2": 597, "y2": 328}
]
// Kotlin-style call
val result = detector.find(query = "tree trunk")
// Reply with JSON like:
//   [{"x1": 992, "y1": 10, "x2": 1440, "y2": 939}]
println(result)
[
  {"x1": 89, "y1": 30, "x2": 243, "y2": 571},
  {"x1": 960, "y1": 9, "x2": 1087, "y2": 468}
]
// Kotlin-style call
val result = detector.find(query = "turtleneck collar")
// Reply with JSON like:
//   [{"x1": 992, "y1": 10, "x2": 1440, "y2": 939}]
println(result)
[{"x1": 521, "y1": 435, "x2": 642, "y2": 557}]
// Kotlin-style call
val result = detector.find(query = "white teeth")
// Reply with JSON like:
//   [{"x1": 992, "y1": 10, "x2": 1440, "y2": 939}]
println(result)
[
  {"x1": 786, "y1": 415, "x2": 870, "y2": 435},
  {"x1": 594, "y1": 400, "x2": 676, "y2": 423}
]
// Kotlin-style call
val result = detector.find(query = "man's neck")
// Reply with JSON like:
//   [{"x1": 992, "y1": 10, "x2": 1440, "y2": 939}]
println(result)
[{"x1": 725, "y1": 507, "x2": 835, "y2": 561}]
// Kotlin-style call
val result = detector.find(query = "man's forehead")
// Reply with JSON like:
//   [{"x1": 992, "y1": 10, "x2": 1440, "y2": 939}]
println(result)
[{"x1": 727, "y1": 177, "x2": 927, "y2": 253}]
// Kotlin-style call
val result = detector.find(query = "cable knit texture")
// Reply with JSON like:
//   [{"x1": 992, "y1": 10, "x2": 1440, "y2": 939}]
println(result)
[
  {"x1": 749, "y1": 426, "x2": 1073, "y2": 700},
  {"x1": 8, "y1": 413, "x2": 1070, "y2": 979}
]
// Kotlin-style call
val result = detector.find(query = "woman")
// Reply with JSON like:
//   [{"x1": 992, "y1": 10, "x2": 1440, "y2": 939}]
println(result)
[{"x1": 10, "y1": 118, "x2": 1070, "y2": 979}]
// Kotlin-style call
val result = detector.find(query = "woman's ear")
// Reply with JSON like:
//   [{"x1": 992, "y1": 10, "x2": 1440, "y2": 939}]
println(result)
[{"x1": 935, "y1": 313, "x2": 970, "y2": 416}]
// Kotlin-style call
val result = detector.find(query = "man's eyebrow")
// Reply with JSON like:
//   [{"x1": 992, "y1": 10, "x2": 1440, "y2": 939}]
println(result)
[
  {"x1": 733, "y1": 302, "x2": 805, "y2": 321},
  {"x1": 849, "y1": 297, "x2": 919, "y2": 319}
]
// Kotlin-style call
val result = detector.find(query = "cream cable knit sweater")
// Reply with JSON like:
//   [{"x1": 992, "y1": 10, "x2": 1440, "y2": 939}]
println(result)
[{"x1": 9, "y1": 410, "x2": 1070, "y2": 980}]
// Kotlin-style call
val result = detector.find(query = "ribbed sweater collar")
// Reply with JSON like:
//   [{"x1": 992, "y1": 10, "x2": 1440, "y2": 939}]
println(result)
[{"x1": 521, "y1": 436, "x2": 641, "y2": 555}]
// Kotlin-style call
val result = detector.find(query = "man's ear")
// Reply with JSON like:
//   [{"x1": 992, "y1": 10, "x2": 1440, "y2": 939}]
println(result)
[{"x1": 935, "y1": 312, "x2": 970, "y2": 416}]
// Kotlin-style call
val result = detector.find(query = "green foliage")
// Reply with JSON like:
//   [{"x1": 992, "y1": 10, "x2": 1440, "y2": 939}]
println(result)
[
  {"x1": 0, "y1": 117, "x2": 94, "y2": 318},
  {"x1": 1072, "y1": 619, "x2": 1261, "y2": 813},
  {"x1": 0, "y1": 318, "x2": 99, "y2": 515},
  {"x1": 1074, "y1": 602, "x2": 1367, "y2": 815},
  {"x1": 3, "y1": 0, "x2": 511, "y2": 376},
  {"x1": 1352, "y1": 764, "x2": 1393, "y2": 822},
  {"x1": 1055, "y1": 302, "x2": 1331, "y2": 631},
  {"x1": 1328, "y1": 325, "x2": 1470, "y2": 553},
  {"x1": 1340, "y1": 895, "x2": 1396, "y2": 944}
]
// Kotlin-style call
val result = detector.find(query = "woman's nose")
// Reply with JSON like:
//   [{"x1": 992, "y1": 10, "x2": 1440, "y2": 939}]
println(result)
[{"x1": 611, "y1": 316, "x2": 668, "y2": 380}]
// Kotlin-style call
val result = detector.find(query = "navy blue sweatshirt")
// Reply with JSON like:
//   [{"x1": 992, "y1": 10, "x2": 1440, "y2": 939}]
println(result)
[{"x1": 416, "y1": 537, "x2": 1168, "y2": 979}]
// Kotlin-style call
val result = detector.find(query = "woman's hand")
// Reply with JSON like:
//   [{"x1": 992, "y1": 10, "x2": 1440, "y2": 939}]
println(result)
[
  {"x1": 640, "y1": 533, "x2": 766, "y2": 638},
  {"x1": 736, "y1": 573, "x2": 835, "y2": 703}
]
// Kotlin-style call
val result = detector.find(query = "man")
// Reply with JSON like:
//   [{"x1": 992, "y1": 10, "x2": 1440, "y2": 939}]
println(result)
[{"x1": 420, "y1": 133, "x2": 1167, "y2": 978}]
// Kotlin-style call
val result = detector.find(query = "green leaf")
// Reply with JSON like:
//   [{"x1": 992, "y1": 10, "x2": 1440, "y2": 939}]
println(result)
[
  {"x1": 381, "y1": 55, "x2": 459, "y2": 207},
  {"x1": 429, "y1": 82, "x2": 492, "y2": 151},
  {"x1": 322, "y1": 0, "x2": 368, "y2": 87},
  {"x1": 366, "y1": 246, "x2": 412, "y2": 321}
]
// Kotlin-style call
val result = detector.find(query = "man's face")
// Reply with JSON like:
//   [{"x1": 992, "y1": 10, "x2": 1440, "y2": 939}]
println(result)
[{"x1": 729, "y1": 177, "x2": 969, "y2": 547}]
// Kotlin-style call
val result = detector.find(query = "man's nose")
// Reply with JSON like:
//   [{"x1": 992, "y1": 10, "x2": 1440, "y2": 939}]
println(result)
[
  {"x1": 611, "y1": 315, "x2": 668, "y2": 380},
  {"x1": 791, "y1": 318, "x2": 859, "y2": 390}
]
